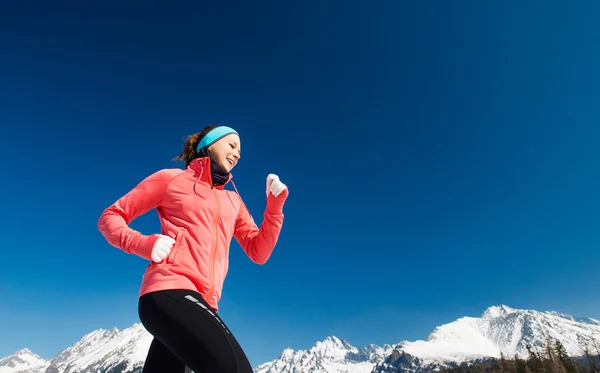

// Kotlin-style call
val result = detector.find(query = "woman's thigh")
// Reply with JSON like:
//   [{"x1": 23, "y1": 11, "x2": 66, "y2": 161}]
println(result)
[{"x1": 138, "y1": 289, "x2": 253, "y2": 373}]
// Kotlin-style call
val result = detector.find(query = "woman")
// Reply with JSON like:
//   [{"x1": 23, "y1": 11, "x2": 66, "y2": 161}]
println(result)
[{"x1": 97, "y1": 125, "x2": 288, "y2": 373}]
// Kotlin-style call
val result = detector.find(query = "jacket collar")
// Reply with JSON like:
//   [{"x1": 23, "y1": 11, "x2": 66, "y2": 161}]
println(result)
[{"x1": 188, "y1": 156, "x2": 233, "y2": 189}]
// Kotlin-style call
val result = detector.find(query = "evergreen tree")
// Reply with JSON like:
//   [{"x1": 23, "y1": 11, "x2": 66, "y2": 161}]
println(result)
[
  {"x1": 395, "y1": 334, "x2": 600, "y2": 373},
  {"x1": 515, "y1": 354, "x2": 528, "y2": 373},
  {"x1": 554, "y1": 340, "x2": 577, "y2": 373},
  {"x1": 492, "y1": 358, "x2": 502, "y2": 373},
  {"x1": 594, "y1": 340, "x2": 600, "y2": 372},
  {"x1": 526, "y1": 344, "x2": 545, "y2": 373},
  {"x1": 545, "y1": 339, "x2": 560, "y2": 373},
  {"x1": 584, "y1": 347, "x2": 598, "y2": 373},
  {"x1": 501, "y1": 352, "x2": 515, "y2": 373}
]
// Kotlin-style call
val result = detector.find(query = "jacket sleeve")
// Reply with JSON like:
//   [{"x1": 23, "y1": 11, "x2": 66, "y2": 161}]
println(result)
[
  {"x1": 234, "y1": 190, "x2": 288, "y2": 264},
  {"x1": 97, "y1": 169, "x2": 176, "y2": 261}
]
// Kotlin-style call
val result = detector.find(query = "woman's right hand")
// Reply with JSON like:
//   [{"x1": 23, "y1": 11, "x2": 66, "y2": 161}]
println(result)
[{"x1": 151, "y1": 235, "x2": 175, "y2": 263}]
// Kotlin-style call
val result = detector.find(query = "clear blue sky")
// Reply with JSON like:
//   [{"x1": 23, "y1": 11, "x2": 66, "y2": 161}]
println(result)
[{"x1": 1, "y1": 0, "x2": 599, "y2": 368}]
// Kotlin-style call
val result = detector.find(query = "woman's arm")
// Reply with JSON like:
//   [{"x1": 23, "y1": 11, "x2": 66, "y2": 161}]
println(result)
[
  {"x1": 234, "y1": 190, "x2": 288, "y2": 264},
  {"x1": 98, "y1": 169, "x2": 179, "y2": 260}
]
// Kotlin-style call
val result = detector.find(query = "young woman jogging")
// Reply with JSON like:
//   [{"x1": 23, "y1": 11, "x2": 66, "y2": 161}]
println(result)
[{"x1": 98, "y1": 125, "x2": 289, "y2": 373}]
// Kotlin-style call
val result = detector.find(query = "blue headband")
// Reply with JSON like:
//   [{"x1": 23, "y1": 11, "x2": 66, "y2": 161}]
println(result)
[{"x1": 196, "y1": 126, "x2": 239, "y2": 153}]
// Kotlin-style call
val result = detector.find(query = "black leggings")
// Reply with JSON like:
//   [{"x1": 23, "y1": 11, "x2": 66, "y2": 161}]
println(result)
[{"x1": 138, "y1": 289, "x2": 253, "y2": 373}]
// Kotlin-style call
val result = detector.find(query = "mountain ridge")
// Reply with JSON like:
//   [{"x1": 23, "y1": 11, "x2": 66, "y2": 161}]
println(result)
[
  {"x1": 256, "y1": 305, "x2": 600, "y2": 373},
  {"x1": 2, "y1": 305, "x2": 599, "y2": 373}
]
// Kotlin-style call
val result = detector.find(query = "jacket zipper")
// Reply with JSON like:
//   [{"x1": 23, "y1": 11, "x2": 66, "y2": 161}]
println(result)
[{"x1": 205, "y1": 186, "x2": 221, "y2": 303}]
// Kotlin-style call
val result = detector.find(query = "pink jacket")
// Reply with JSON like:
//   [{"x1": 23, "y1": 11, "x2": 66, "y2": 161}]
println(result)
[{"x1": 98, "y1": 157, "x2": 287, "y2": 311}]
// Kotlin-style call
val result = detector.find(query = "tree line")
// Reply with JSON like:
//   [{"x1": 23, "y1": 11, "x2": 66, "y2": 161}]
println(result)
[{"x1": 436, "y1": 339, "x2": 600, "y2": 373}]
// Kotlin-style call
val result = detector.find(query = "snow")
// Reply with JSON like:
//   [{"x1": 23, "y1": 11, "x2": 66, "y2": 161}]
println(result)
[
  {"x1": 482, "y1": 305, "x2": 517, "y2": 319},
  {"x1": 478, "y1": 306, "x2": 600, "y2": 358},
  {"x1": 0, "y1": 349, "x2": 49, "y2": 373},
  {"x1": 0, "y1": 323, "x2": 153, "y2": 373},
  {"x1": 313, "y1": 336, "x2": 355, "y2": 358},
  {"x1": 405, "y1": 316, "x2": 501, "y2": 361},
  {"x1": 45, "y1": 323, "x2": 153, "y2": 372},
  {"x1": 256, "y1": 305, "x2": 600, "y2": 373},
  {"x1": 255, "y1": 336, "x2": 395, "y2": 373},
  {"x1": 1, "y1": 304, "x2": 599, "y2": 373},
  {"x1": 395, "y1": 304, "x2": 600, "y2": 369}
]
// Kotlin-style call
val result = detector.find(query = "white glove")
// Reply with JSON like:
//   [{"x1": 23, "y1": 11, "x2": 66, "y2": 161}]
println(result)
[
  {"x1": 151, "y1": 235, "x2": 175, "y2": 263},
  {"x1": 266, "y1": 174, "x2": 287, "y2": 197}
]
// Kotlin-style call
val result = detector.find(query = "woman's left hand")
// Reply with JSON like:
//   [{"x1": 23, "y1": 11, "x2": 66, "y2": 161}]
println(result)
[{"x1": 266, "y1": 174, "x2": 287, "y2": 197}]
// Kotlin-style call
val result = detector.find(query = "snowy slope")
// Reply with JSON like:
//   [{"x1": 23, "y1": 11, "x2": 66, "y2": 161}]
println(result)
[
  {"x1": 258, "y1": 305, "x2": 600, "y2": 373},
  {"x1": 255, "y1": 336, "x2": 395, "y2": 373},
  {"x1": 373, "y1": 305, "x2": 600, "y2": 373},
  {"x1": 0, "y1": 349, "x2": 49, "y2": 373},
  {"x1": 43, "y1": 323, "x2": 152, "y2": 373},
  {"x1": 1, "y1": 305, "x2": 599, "y2": 373},
  {"x1": 476, "y1": 305, "x2": 600, "y2": 358}
]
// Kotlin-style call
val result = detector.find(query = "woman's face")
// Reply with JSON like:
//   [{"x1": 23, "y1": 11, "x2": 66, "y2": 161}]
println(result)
[{"x1": 207, "y1": 134, "x2": 241, "y2": 172}]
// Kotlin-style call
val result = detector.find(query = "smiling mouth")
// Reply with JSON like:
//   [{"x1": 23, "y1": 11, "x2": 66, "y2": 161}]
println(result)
[{"x1": 226, "y1": 158, "x2": 234, "y2": 167}]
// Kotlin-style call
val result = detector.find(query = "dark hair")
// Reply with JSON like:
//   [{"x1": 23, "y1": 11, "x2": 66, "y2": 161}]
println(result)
[{"x1": 173, "y1": 125, "x2": 218, "y2": 167}]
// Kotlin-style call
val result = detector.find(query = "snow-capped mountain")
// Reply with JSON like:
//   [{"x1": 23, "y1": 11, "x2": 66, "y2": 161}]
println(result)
[
  {"x1": 1, "y1": 305, "x2": 599, "y2": 373},
  {"x1": 258, "y1": 305, "x2": 600, "y2": 373},
  {"x1": 0, "y1": 349, "x2": 49, "y2": 373},
  {"x1": 255, "y1": 336, "x2": 395, "y2": 373},
  {"x1": 43, "y1": 323, "x2": 152, "y2": 373},
  {"x1": 371, "y1": 305, "x2": 600, "y2": 373},
  {"x1": 0, "y1": 324, "x2": 153, "y2": 373},
  {"x1": 396, "y1": 304, "x2": 600, "y2": 362}
]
